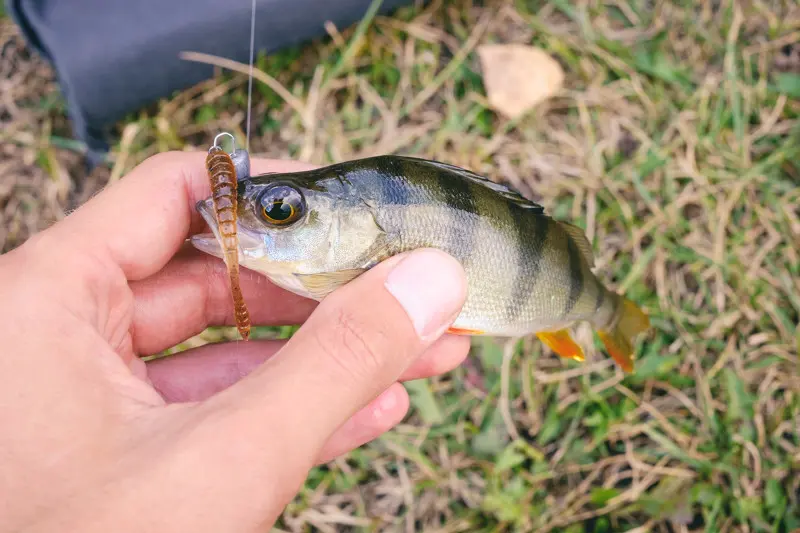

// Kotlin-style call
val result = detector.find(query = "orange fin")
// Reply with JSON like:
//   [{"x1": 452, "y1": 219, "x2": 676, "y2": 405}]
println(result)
[
  {"x1": 536, "y1": 329, "x2": 585, "y2": 362},
  {"x1": 446, "y1": 326, "x2": 485, "y2": 335},
  {"x1": 597, "y1": 330, "x2": 633, "y2": 372},
  {"x1": 597, "y1": 297, "x2": 650, "y2": 373}
]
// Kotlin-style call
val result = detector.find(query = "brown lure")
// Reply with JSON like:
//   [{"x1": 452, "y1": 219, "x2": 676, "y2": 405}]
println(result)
[{"x1": 205, "y1": 145, "x2": 251, "y2": 340}]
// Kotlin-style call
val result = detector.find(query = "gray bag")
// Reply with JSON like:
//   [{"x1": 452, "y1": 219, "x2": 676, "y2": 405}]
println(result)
[{"x1": 8, "y1": 0, "x2": 414, "y2": 165}]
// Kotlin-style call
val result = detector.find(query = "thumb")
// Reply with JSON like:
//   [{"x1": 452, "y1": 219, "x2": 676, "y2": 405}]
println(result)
[
  {"x1": 215, "y1": 248, "x2": 466, "y2": 439},
  {"x1": 174, "y1": 248, "x2": 466, "y2": 527}
]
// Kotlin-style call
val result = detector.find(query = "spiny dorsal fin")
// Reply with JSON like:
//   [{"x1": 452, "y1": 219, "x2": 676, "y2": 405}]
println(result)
[
  {"x1": 395, "y1": 156, "x2": 546, "y2": 213},
  {"x1": 559, "y1": 222, "x2": 595, "y2": 267}
]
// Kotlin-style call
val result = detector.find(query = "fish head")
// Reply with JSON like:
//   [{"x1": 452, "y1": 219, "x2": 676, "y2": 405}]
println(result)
[{"x1": 191, "y1": 168, "x2": 385, "y2": 298}]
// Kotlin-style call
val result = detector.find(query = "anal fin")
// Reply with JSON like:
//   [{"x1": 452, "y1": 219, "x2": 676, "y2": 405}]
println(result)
[
  {"x1": 596, "y1": 296, "x2": 650, "y2": 373},
  {"x1": 446, "y1": 326, "x2": 485, "y2": 335},
  {"x1": 536, "y1": 329, "x2": 585, "y2": 362},
  {"x1": 597, "y1": 330, "x2": 634, "y2": 373}
]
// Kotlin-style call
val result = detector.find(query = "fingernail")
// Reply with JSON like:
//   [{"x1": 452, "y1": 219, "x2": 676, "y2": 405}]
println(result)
[
  {"x1": 372, "y1": 388, "x2": 399, "y2": 419},
  {"x1": 384, "y1": 249, "x2": 466, "y2": 340}
]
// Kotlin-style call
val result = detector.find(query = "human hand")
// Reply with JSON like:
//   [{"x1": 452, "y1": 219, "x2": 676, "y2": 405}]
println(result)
[{"x1": 0, "y1": 151, "x2": 468, "y2": 532}]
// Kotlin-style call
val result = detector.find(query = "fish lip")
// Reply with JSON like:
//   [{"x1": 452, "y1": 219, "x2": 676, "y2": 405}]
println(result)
[
  {"x1": 191, "y1": 197, "x2": 264, "y2": 260},
  {"x1": 195, "y1": 198, "x2": 216, "y2": 234},
  {"x1": 191, "y1": 198, "x2": 224, "y2": 257}
]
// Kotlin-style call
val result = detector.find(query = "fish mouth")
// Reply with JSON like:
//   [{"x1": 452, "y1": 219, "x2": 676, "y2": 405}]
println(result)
[{"x1": 190, "y1": 198, "x2": 263, "y2": 261}]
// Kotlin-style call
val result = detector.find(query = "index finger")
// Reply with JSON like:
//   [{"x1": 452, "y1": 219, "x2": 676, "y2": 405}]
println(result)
[{"x1": 52, "y1": 151, "x2": 316, "y2": 281}]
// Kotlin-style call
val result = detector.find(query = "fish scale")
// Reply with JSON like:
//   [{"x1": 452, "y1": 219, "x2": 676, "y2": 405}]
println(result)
[
  {"x1": 377, "y1": 203, "x2": 520, "y2": 334},
  {"x1": 505, "y1": 203, "x2": 548, "y2": 324},
  {"x1": 368, "y1": 164, "x2": 577, "y2": 335},
  {"x1": 370, "y1": 163, "x2": 528, "y2": 334}
]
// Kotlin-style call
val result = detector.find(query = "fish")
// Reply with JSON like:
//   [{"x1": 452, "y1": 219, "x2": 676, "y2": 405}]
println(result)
[{"x1": 191, "y1": 155, "x2": 650, "y2": 372}]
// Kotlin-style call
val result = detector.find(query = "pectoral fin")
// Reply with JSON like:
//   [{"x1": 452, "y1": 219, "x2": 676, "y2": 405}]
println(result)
[
  {"x1": 536, "y1": 329, "x2": 585, "y2": 362},
  {"x1": 294, "y1": 268, "x2": 367, "y2": 300}
]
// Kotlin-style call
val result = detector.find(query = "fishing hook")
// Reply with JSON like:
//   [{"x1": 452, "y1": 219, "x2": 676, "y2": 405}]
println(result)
[
  {"x1": 211, "y1": 131, "x2": 251, "y2": 180},
  {"x1": 212, "y1": 131, "x2": 237, "y2": 153}
]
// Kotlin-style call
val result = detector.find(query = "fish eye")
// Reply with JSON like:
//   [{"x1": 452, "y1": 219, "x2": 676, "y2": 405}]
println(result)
[{"x1": 257, "y1": 184, "x2": 305, "y2": 226}]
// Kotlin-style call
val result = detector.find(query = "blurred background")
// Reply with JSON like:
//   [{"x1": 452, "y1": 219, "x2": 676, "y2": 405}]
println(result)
[{"x1": 2, "y1": 0, "x2": 799, "y2": 530}]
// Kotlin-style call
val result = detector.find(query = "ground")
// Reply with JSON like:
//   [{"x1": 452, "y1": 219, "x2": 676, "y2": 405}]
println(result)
[{"x1": 1, "y1": 0, "x2": 799, "y2": 531}]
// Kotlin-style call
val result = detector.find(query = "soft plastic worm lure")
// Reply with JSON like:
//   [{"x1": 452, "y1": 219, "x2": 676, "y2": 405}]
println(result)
[{"x1": 206, "y1": 133, "x2": 251, "y2": 340}]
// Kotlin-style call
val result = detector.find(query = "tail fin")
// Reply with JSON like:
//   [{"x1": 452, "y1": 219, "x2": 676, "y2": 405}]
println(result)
[{"x1": 597, "y1": 297, "x2": 650, "y2": 373}]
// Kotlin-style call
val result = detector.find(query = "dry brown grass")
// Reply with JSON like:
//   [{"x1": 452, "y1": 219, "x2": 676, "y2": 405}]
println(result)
[{"x1": 2, "y1": 0, "x2": 800, "y2": 530}]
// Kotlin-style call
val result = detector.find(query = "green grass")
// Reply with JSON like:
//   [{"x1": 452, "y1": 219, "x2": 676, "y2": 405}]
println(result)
[{"x1": 3, "y1": 0, "x2": 800, "y2": 530}]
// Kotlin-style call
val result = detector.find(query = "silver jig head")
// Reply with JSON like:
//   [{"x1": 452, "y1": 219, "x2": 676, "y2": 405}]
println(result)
[
  {"x1": 211, "y1": 131, "x2": 251, "y2": 181},
  {"x1": 230, "y1": 148, "x2": 250, "y2": 181}
]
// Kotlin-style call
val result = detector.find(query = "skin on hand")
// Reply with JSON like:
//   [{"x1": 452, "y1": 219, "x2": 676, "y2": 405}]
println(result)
[{"x1": 0, "y1": 151, "x2": 468, "y2": 533}]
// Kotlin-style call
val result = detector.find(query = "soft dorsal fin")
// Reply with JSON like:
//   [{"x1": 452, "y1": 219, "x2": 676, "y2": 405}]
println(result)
[
  {"x1": 396, "y1": 156, "x2": 546, "y2": 213},
  {"x1": 559, "y1": 222, "x2": 595, "y2": 267}
]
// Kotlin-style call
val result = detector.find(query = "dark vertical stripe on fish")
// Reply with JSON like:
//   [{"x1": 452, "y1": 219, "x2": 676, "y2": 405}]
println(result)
[
  {"x1": 436, "y1": 168, "x2": 478, "y2": 263},
  {"x1": 594, "y1": 279, "x2": 606, "y2": 312},
  {"x1": 377, "y1": 156, "x2": 411, "y2": 206},
  {"x1": 379, "y1": 158, "x2": 415, "y2": 258},
  {"x1": 563, "y1": 235, "x2": 584, "y2": 317},
  {"x1": 506, "y1": 209, "x2": 549, "y2": 322}
]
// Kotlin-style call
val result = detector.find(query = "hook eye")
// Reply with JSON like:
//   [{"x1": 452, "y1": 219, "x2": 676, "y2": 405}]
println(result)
[{"x1": 211, "y1": 132, "x2": 237, "y2": 154}]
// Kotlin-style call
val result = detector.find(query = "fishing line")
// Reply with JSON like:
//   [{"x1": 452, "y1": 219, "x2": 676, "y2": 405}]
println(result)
[{"x1": 246, "y1": 0, "x2": 257, "y2": 153}]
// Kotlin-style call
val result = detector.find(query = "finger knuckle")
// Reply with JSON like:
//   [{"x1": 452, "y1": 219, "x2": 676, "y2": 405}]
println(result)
[
  {"x1": 315, "y1": 307, "x2": 386, "y2": 381},
  {"x1": 200, "y1": 254, "x2": 230, "y2": 324},
  {"x1": 142, "y1": 150, "x2": 187, "y2": 169}
]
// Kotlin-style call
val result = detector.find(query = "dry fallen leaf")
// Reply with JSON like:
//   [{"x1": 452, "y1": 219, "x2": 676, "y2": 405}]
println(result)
[{"x1": 477, "y1": 43, "x2": 565, "y2": 119}]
